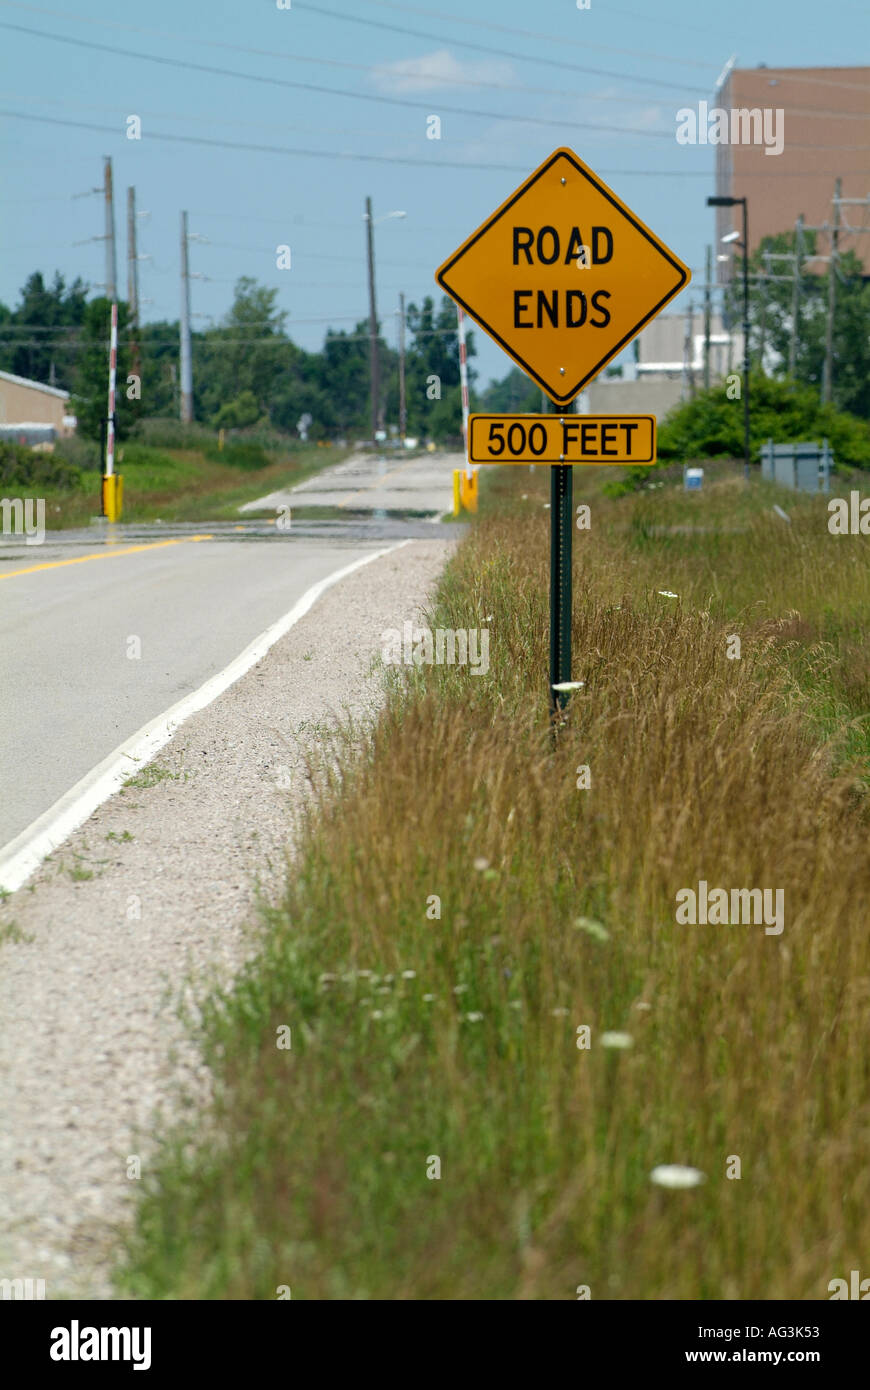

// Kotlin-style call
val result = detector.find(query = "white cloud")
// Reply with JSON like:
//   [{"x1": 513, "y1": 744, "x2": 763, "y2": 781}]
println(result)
[{"x1": 370, "y1": 48, "x2": 513, "y2": 96}]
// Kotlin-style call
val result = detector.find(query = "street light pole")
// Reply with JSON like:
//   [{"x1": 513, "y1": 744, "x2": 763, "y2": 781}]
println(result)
[
  {"x1": 708, "y1": 194, "x2": 750, "y2": 480},
  {"x1": 363, "y1": 204, "x2": 407, "y2": 452},
  {"x1": 365, "y1": 196, "x2": 379, "y2": 452}
]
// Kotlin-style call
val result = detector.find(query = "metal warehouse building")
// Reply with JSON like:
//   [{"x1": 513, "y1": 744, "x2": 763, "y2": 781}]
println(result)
[{"x1": 0, "y1": 369, "x2": 75, "y2": 444}]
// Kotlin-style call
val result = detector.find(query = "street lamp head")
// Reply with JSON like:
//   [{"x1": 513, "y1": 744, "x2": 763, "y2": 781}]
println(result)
[
  {"x1": 707, "y1": 195, "x2": 742, "y2": 207},
  {"x1": 364, "y1": 209, "x2": 408, "y2": 224},
  {"x1": 720, "y1": 230, "x2": 741, "y2": 244}
]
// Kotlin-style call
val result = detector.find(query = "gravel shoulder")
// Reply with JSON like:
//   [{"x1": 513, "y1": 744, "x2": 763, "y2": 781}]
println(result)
[{"x1": 0, "y1": 537, "x2": 455, "y2": 1300}]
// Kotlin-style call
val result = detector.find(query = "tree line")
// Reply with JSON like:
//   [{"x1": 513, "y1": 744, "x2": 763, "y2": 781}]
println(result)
[
  {"x1": 0, "y1": 272, "x2": 479, "y2": 443},
  {"x1": 2, "y1": 241, "x2": 869, "y2": 447}
]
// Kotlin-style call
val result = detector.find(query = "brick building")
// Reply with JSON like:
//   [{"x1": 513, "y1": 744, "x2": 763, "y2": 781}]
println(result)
[{"x1": 713, "y1": 65, "x2": 870, "y2": 281}]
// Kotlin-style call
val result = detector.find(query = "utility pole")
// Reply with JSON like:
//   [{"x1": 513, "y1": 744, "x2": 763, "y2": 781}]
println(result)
[
  {"x1": 365, "y1": 196, "x2": 379, "y2": 451},
  {"x1": 788, "y1": 214, "x2": 803, "y2": 380},
  {"x1": 127, "y1": 186, "x2": 141, "y2": 383},
  {"x1": 708, "y1": 193, "x2": 750, "y2": 479},
  {"x1": 103, "y1": 156, "x2": 117, "y2": 301},
  {"x1": 683, "y1": 299, "x2": 695, "y2": 399},
  {"x1": 757, "y1": 248, "x2": 771, "y2": 369},
  {"x1": 703, "y1": 244, "x2": 712, "y2": 390},
  {"x1": 822, "y1": 178, "x2": 841, "y2": 405},
  {"x1": 179, "y1": 210, "x2": 193, "y2": 424},
  {"x1": 741, "y1": 202, "x2": 750, "y2": 479},
  {"x1": 398, "y1": 292, "x2": 406, "y2": 446},
  {"x1": 457, "y1": 305, "x2": 471, "y2": 470}
]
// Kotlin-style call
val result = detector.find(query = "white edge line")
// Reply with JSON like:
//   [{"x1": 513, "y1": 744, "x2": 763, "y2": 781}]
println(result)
[{"x1": 0, "y1": 541, "x2": 411, "y2": 895}]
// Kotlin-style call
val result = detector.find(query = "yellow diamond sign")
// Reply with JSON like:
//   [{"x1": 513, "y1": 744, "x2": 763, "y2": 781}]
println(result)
[{"x1": 435, "y1": 147, "x2": 690, "y2": 405}]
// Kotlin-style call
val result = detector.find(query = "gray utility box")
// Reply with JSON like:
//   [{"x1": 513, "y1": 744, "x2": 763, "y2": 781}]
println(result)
[{"x1": 761, "y1": 439, "x2": 832, "y2": 494}]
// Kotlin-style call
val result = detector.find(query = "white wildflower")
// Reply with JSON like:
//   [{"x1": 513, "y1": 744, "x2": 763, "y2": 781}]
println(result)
[{"x1": 650, "y1": 1165, "x2": 706, "y2": 1189}]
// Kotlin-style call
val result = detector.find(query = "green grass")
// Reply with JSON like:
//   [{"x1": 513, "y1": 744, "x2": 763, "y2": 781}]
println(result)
[
  {"x1": 31, "y1": 438, "x2": 350, "y2": 530},
  {"x1": 121, "y1": 764, "x2": 186, "y2": 791},
  {"x1": 0, "y1": 920, "x2": 33, "y2": 946},
  {"x1": 116, "y1": 459, "x2": 870, "y2": 1301}
]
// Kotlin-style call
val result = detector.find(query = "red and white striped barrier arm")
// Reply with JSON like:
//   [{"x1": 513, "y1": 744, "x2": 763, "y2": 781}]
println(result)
[{"x1": 106, "y1": 301, "x2": 118, "y2": 477}]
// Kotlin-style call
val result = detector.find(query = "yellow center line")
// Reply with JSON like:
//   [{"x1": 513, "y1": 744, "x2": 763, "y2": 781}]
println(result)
[
  {"x1": 337, "y1": 456, "x2": 424, "y2": 509},
  {"x1": 0, "y1": 534, "x2": 214, "y2": 581}
]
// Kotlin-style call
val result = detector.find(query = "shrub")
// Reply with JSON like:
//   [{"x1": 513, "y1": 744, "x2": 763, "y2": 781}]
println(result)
[
  {"x1": 657, "y1": 375, "x2": 870, "y2": 468},
  {"x1": 0, "y1": 439, "x2": 83, "y2": 491},
  {"x1": 211, "y1": 391, "x2": 261, "y2": 430},
  {"x1": 55, "y1": 434, "x2": 101, "y2": 471},
  {"x1": 612, "y1": 375, "x2": 870, "y2": 492}
]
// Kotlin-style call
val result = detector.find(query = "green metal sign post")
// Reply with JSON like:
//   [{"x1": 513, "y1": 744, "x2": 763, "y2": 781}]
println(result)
[{"x1": 548, "y1": 458, "x2": 573, "y2": 717}]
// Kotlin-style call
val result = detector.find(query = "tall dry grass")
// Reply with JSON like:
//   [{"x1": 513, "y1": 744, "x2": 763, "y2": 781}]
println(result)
[{"x1": 119, "y1": 467, "x2": 870, "y2": 1300}]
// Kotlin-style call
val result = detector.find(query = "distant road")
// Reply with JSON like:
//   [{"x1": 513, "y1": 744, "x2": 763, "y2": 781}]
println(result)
[{"x1": 239, "y1": 448, "x2": 461, "y2": 516}]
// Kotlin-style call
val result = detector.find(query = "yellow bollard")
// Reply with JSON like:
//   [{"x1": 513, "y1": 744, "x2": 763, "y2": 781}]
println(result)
[
  {"x1": 101, "y1": 474, "x2": 124, "y2": 521},
  {"x1": 459, "y1": 468, "x2": 478, "y2": 513},
  {"x1": 453, "y1": 469, "x2": 461, "y2": 516}
]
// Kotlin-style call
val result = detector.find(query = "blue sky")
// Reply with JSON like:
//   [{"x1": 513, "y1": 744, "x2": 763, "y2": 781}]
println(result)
[{"x1": 0, "y1": 0, "x2": 867, "y2": 387}]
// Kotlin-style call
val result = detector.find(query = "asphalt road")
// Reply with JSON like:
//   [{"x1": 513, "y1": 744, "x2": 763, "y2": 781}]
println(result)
[
  {"x1": 239, "y1": 447, "x2": 461, "y2": 516},
  {"x1": 0, "y1": 447, "x2": 467, "y2": 859},
  {"x1": 0, "y1": 525, "x2": 393, "y2": 850}
]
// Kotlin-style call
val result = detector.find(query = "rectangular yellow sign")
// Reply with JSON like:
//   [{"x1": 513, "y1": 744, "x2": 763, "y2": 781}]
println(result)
[{"x1": 468, "y1": 414, "x2": 656, "y2": 465}]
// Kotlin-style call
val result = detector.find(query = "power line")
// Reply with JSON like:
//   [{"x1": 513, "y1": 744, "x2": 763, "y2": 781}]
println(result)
[
  {"x1": 290, "y1": 2, "x2": 707, "y2": 92},
  {"x1": 298, "y1": 3, "x2": 870, "y2": 100},
  {"x1": 0, "y1": 108, "x2": 669, "y2": 171},
  {"x1": 6, "y1": 108, "x2": 867, "y2": 178},
  {"x1": 0, "y1": 0, "x2": 715, "y2": 74},
  {"x1": 200, "y1": 242, "x2": 449, "y2": 267},
  {"x1": 0, "y1": 326, "x2": 465, "y2": 347},
  {"x1": 360, "y1": 0, "x2": 716, "y2": 70},
  {"x1": 0, "y1": 92, "x2": 527, "y2": 143},
  {"x1": 0, "y1": 5, "x2": 707, "y2": 96},
  {"x1": 190, "y1": 210, "x2": 462, "y2": 233},
  {"x1": 3, "y1": 18, "x2": 861, "y2": 121},
  {"x1": 0, "y1": 24, "x2": 691, "y2": 138},
  {"x1": 7, "y1": 89, "x2": 868, "y2": 150},
  {"x1": 0, "y1": 2, "x2": 707, "y2": 110},
  {"x1": 0, "y1": 86, "x2": 717, "y2": 134},
  {"x1": 5, "y1": 93, "x2": 867, "y2": 150}
]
